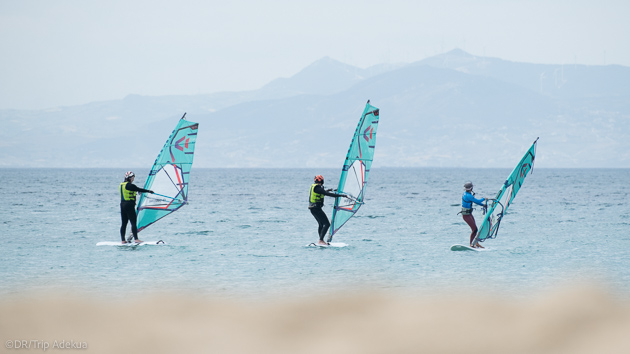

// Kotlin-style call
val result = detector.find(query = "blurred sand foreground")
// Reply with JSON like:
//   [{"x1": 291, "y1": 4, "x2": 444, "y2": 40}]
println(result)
[{"x1": 1, "y1": 285, "x2": 630, "y2": 354}]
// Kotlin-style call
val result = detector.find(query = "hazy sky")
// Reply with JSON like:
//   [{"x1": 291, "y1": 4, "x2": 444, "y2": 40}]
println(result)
[{"x1": 1, "y1": 0, "x2": 628, "y2": 110}]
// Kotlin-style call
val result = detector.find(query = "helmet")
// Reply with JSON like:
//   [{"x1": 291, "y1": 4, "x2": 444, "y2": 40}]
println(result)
[
  {"x1": 125, "y1": 171, "x2": 135, "y2": 180},
  {"x1": 464, "y1": 181, "x2": 473, "y2": 191},
  {"x1": 314, "y1": 175, "x2": 324, "y2": 183}
]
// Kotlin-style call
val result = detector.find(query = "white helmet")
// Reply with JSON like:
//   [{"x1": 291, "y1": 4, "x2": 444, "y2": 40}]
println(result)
[{"x1": 124, "y1": 171, "x2": 135, "y2": 180}]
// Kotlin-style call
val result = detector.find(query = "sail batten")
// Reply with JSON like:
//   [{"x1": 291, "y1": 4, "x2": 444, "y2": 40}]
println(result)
[
  {"x1": 474, "y1": 138, "x2": 538, "y2": 245},
  {"x1": 136, "y1": 114, "x2": 199, "y2": 232},
  {"x1": 328, "y1": 101, "x2": 380, "y2": 242}
]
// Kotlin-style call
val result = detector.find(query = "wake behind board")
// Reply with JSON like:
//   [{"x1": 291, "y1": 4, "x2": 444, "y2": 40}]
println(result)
[
  {"x1": 450, "y1": 244, "x2": 488, "y2": 252},
  {"x1": 307, "y1": 242, "x2": 348, "y2": 248},
  {"x1": 96, "y1": 240, "x2": 165, "y2": 246}
]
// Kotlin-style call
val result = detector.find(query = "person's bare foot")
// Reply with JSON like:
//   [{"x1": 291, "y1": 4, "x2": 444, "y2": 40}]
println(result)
[{"x1": 317, "y1": 240, "x2": 329, "y2": 246}]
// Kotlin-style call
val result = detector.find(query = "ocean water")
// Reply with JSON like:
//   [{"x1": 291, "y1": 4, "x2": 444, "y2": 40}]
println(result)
[{"x1": 1, "y1": 168, "x2": 629, "y2": 299}]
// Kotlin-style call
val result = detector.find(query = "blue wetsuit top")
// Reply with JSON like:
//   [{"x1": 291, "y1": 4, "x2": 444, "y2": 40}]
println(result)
[{"x1": 462, "y1": 191, "x2": 485, "y2": 209}]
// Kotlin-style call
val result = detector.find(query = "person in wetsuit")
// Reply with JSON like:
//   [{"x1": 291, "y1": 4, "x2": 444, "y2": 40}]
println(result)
[
  {"x1": 309, "y1": 175, "x2": 347, "y2": 246},
  {"x1": 461, "y1": 181, "x2": 487, "y2": 248},
  {"x1": 119, "y1": 171, "x2": 153, "y2": 244}
]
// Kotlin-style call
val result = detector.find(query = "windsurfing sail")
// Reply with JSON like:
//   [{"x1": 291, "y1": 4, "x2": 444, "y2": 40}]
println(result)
[
  {"x1": 135, "y1": 113, "x2": 199, "y2": 232},
  {"x1": 473, "y1": 138, "x2": 538, "y2": 245},
  {"x1": 328, "y1": 100, "x2": 380, "y2": 242}
]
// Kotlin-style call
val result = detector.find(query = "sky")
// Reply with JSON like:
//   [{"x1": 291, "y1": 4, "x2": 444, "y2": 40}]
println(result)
[{"x1": 1, "y1": 0, "x2": 629, "y2": 110}]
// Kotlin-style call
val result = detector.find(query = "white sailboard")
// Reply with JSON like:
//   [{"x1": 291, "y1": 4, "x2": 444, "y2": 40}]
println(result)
[
  {"x1": 99, "y1": 113, "x2": 199, "y2": 246},
  {"x1": 307, "y1": 242, "x2": 349, "y2": 248},
  {"x1": 97, "y1": 240, "x2": 165, "y2": 246},
  {"x1": 450, "y1": 244, "x2": 488, "y2": 252}
]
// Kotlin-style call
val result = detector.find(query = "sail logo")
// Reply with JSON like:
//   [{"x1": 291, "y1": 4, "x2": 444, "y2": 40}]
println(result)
[
  {"x1": 363, "y1": 126, "x2": 374, "y2": 142},
  {"x1": 169, "y1": 134, "x2": 193, "y2": 162},
  {"x1": 520, "y1": 163, "x2": 530, "y2": 178},
  {"x1": 175, "y1": 136, "x2": 190, "y2": 152}
]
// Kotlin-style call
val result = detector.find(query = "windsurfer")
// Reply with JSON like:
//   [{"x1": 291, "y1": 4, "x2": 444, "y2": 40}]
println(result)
[
  {"x1": 460, "y1": 181, "x2": 487, "y2": 248},
  {"x1": 119, "y1": 171, "x2": 154, "y2": 244},
  {"x1": 309, "y1": 175, "x2": 346, "y2": 246}
]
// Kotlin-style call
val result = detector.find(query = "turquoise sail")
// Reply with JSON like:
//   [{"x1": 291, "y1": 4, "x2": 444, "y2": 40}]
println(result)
[
  {"x1": 328, "y1": 101, "x2": 380, "y2": 242},
  {"x1": 474, "y1": 138, "x2": 539, "y2": 245},
  {"x1": 136, "y1": 114, "x2": 199, "y2": 232}
]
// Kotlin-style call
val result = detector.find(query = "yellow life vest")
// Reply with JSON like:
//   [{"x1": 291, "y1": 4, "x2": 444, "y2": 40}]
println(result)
[
  {"x1": 309, "y1": 183, "x2": 324, "y2": 205},
  {"x1": 119, "y1": 182, "x2": 136, "y2": 202}
]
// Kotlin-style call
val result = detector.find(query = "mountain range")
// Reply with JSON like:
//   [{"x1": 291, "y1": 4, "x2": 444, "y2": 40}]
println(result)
[{"x1": 1, "y1": 49, "x2": 629, "y2": 169}]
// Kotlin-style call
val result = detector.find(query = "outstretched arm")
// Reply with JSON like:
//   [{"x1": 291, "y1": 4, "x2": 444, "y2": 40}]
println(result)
[
  {"x1": 126, "y1": 183, "x2": 154, "y2": 194},
  {"x1": 314, "y1": 185, "x2": 345, "y2": 198},
  {"x1": 473, "y1": 196, "x2": 486, "y2": 206}
]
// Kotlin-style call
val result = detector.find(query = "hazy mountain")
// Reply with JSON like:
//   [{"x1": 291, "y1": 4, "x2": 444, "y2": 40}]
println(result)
[
  {"x1": 261, "y1": 56, "x2": 369, "y2": 96},
  {"x1": 418, "y1": 49, "x2": 630, "y2": 100},
  {"x1": 1, "y1": 50, "x2": 628, "y2": 169}
]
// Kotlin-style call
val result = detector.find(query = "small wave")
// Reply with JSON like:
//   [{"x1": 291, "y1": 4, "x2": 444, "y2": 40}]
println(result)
[{"x1": 174, "y1": 230, "x2": 212, "y2": 236}]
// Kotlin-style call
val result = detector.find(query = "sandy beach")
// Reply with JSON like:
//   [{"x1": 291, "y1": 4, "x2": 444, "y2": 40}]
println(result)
[{"x1": 2, "y1": 284, "x2": 629, "y2": 354}]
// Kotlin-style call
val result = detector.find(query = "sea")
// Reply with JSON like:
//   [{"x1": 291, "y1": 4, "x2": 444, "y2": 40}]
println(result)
[{"x1": 1, "y1": 167, "x2": 629, "y2": 300}]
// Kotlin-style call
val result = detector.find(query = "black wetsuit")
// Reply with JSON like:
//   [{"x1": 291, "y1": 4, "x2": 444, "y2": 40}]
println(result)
[
  {"x1": 120, "y1": 182, "x2": 152, "y2": 241},
  {"x1": 309, "y1": 185, "x2": 344, "y2": 242}
]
